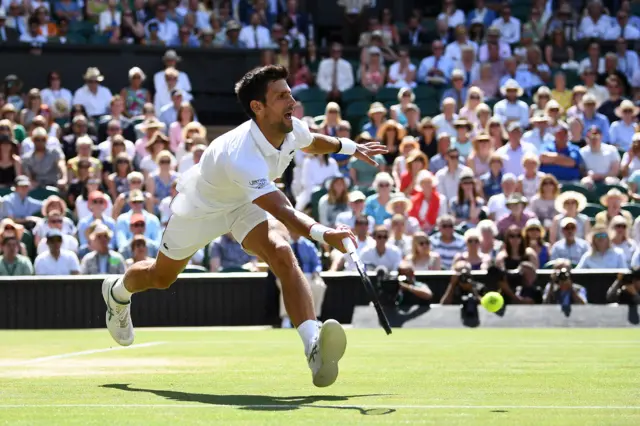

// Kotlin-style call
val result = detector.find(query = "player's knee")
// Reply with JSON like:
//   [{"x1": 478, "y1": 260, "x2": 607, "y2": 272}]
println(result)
[{"x1": 266, "y1": 241, "x2": 297, "y2": 272}]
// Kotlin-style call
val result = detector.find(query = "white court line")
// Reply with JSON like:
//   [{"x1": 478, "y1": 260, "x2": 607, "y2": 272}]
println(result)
[
  {"x1": 0, "y1": 404, "x2": 638, "y2": 410},
  {"x1": 11, "y1": 342, "x2": 166, "y2": 366}
]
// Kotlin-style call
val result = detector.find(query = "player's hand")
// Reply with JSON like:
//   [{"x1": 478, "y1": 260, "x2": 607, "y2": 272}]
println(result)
[
  {"x1": 324, "y1": 225, "x2": 357, "y2": 253},
  {"x1": 353, "y1": 142, "x2": 388, "y2": 166}
]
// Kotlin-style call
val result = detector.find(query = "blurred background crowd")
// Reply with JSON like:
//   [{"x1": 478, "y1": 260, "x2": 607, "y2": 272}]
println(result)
[{"x1": 0, "y1": 0, "x2": 640, "y2": 283}]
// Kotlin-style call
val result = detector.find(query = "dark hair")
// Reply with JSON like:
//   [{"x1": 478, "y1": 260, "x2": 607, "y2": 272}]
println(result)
[
  {"x1": 1, "y1": 236, "x2": 17, "y2": 246},
  {"x1": 28, "y1": 16, "x2": 39, "y2": 26},
  {"x1": 234, "y1": 65, "x2": 289, "y2": 119},
  {"x1": 47, "y1": 71, "x2": 60, "y2": 86}
]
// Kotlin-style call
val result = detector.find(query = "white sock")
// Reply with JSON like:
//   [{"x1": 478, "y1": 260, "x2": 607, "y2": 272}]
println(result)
[
  {"x1": 297, "y1": 319, "x2": 320, "y2": 356},
  {"x1": 111, "y1": 278, "x2": 132, "y2": 304}
]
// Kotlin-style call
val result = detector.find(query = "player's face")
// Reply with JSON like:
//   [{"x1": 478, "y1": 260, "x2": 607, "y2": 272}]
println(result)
[{"x1": 262, "y1": 79, "x2": 295, "y2": 133}]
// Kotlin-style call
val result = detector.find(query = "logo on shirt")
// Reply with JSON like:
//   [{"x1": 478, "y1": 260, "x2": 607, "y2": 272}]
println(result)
[
  {"x1": 249, "y1": 178, "x2": 269, "y2": 189},
  {"x1": 163, "y1": 243, "x2": 169, "y2": 250}
]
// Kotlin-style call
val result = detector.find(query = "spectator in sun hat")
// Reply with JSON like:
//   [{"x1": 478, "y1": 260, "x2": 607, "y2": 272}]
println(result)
[
  {"x1": 493, "y1": 79, "x2": 530, "y2": 129},
  {"x1": 496, "y1": 193, "x2": 537, "y2": 236},
  {"x1": 550, "y1": 217, "x2": 590, "y2": 265},
  {"x1": 486, "y1": 173, "x2": 517, "y2": 221},
  {"x1": 361, "y1": 102, "x2": 388, "y2": 137},
  {"x1": 595, "y1": 189, "x2": 633, "y2": 230},
  {"x1": 384, "y1": 193, "x2": 420, "y2": 235},
  {"x1": 576, "y1": 224, "x2": 627, "y2": 269},
  {"x1": 80, "y1": 223, "x2": 126, "y2": 275},
  {"x1": 365, "y1": 172, "x2": 395, "y2": 225},
  {"x1": 335, "y1": 191, "x2": 375, "y2": 234},
  {"x1": 609, "y1": 215, "x2": 637, "y2": 266},
  {"x1": 522, "y1": 113, "x2": 554, "y2": 152},
  {"x1": 72, "y1": 67, "x2": 113, "y2": 118},
  {"x1": 609, "y1": 100, "x2": 639, "y2": 151}
]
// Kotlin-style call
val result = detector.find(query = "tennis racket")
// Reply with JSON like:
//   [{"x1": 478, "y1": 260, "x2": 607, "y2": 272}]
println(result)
[{"x1": 342, "y1": 238, "x2": 392, "y2": 335}]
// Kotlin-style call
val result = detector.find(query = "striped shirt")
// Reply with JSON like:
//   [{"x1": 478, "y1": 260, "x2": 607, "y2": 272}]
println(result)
[{"x1": 430, "y1": 232, "x2": 466, "y2": 269}]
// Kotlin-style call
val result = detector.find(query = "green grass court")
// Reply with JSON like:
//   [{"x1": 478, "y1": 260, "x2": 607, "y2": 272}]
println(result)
[{"x1": 1, "y1": 328, "x2": 638, "y2": 425}]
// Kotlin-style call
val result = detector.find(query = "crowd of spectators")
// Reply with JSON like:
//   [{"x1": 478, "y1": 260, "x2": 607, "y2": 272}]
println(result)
[{"x1": 0, "y1": 0, "x2": 640, "y2": 288}]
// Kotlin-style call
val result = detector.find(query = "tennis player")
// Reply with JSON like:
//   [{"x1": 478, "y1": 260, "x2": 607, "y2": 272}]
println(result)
[{"x1": 102, "y1": 65, "x2": 387, "y2": 387}]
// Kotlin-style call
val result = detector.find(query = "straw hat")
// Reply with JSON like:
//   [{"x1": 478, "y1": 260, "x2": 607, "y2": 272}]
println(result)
[
  {"x1": 398, "y1": 136, "x2": 419, "y2": 153},
  {"x1": 555, "y1": 191, "x2": 587, "y2": 214},
  {"x1": 505, "y1": 193, "x2": 528, "y2": 207},
  {"x1": 140, "y1": 118, "x2": 166, "y2": 131},
  {"x1": 181, "y1": 122, "x2": 207, "y2": 141},
  {"x1": 581, "y1": 94, "x2": 597, "y2": 107},
  {"x1": 90, "y1": 223, "x2": 114, "y2": 240},
  {"x1": 83, "y1": 67, "x2": 104, "y2": 82},
  {"x1": 544, "y1": 99, "x2": 564, "y2": 115},
  {"x1": 522, "y1": 218, "x2": 546, "y2": 239},
  {"x1": 397, "y1": 87, "x2": 415, "y2": 102},
  {"x1": 0, "y1": 218, "x2": 25, "y2": 242},
  {"x1": 500, "y1": 79, "x2": 524, "y2": 97},
  {"x1": 600, "y1": 189, "x2": 628, "y2": 207},
  {"x1": 533, "y1": 86, "x2": 551, "y2": 103},
  {"x1": 614, "y1": 100, "x2": 640, "y2": 119},
  {"x1": 530, "y1": 113, "x2": 550, "y2": 124},
  {"x1": 385, "y1": 194, "x2": 413, "y2": 215},
  {"x1": 145, "y1": 132, "x2": 170, "y2": 149},
  {"x1": 1, "y1": 104, "x2": 16, "y2": 114},
  {"x1": 367, "y1": 102, "x2": 387, "y2": 116}
]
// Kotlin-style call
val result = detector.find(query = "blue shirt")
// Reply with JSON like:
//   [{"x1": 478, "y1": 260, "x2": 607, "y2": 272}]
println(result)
[
  {"x1": 576, "y1": 248, "x2": 627, "y2": 269},
  {"x1": 480, "y1": 171, "x2": 502, "y2": 198},
  {"x1": 115, "y1": 210, "x2": 161, "y2": 249},
  {"x1": 581, "y1": 113, "x2": 610, "y2": 143},
  {"x1": 441, "y1": 87, "x2": 468, "y2": 108},
  {"x1": 365, "y1": 194, "x2": 392, "y2": 225},
  {"x1": 291, "y1": 237, "x2": 322, "y2": 274},
  {"x1": 361, "y1": 122, "x2": 378, "y2": 137},
  {"x1": 77, "y1": 214, "x2": 117, "y2": 249},
  {"x1": 417, "y1": 55, "x2": 454, "y2": 83},
  {"x1": 2, "y1": 193, "x2": 42, "y2": 219},
  {"x1": 539, "y1": 142, "x2": 582, "y2": 182},
  {"x1": 209, "y1": 234, "x2": 255, "y2": 270},
  {"x1": 609, "y1": 121, "x2": 636, "y2": 151},
  {"x1": 550, "y1": 238, "x2": 590, "y2": 265}
]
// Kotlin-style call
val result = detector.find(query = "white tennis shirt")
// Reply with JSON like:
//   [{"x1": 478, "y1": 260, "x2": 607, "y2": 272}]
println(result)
[{"x1": 172, "y1": 117, "x2": 313, "y2": 218}]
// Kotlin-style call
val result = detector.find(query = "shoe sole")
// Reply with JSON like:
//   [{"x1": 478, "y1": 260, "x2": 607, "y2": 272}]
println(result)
[
  {"x1": 313, "y1": 319, "x2": 347, "y2": 388},
  {"x1": 102, "y1": 277, "x2": 134, "y2": 347}
]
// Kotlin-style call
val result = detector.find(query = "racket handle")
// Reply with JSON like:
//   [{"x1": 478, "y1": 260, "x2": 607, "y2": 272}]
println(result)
[{"x1": 342, "y1": 237, "x2": 356, "y2": 255}]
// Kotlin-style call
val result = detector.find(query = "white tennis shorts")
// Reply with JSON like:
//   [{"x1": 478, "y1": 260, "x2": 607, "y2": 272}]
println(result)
[{"x1": 159, "y1": 202, "x2": 269, "y2": 260}]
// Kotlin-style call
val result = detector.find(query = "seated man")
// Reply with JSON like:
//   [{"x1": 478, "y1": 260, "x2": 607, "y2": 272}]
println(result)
[
  {"x1": 115, "y1": 189, "x2": 161, "y2": 249},
  {"x1": 0, "y1": 236, "x2": 34, "y2": 276},
  {"x1": 550, "y1": 217, "x2": 590, "y2": 265},
  {"x1": 2, "y1": 176, "x2": 42, "y2": 224},
  {"x1": 359, "y1": 225, "x2": 403, "y2": 271},
  {"x1": 579, "y1": 126, "x2": 620, "y2": 189},
  {"x1": 539, "y1": 123, "x2": 582, "y2": 183},
  {"x1": 118, "y1": 213, "x2": 160, "y2": 260},
  {"x1": 429, "y1": 215, "x2": 466, "y2": 269},
  {"x1": 209, "y1": 233, "x2": 257, "y2": 272},
  {"x1": 80, "y1": 224, "x2": 126, "y2": 275},
  {"x1": 34, "y1": 229, "x2": 80, "y2": 275}
]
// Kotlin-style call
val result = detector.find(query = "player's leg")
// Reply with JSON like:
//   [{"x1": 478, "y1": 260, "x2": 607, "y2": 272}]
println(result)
[
  {"x1": 240, "y1": 218, "x2": 346, "y2": 387},
  {"x1": 103, "y1": 214, "x2": 224, "y2": 346}
]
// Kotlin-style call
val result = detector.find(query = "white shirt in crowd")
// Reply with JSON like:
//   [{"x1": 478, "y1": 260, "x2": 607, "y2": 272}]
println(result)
[
  {"x1": 585, "y1": 84, "x2": 609, "y2": 108},
  {"x1": 72, "y1": 84, "x2": 113, "y2": 117},
  {"x1": 491, "y1": 16, "x2": 521, "y2": 44},
  {"x1": 99, "y1": 9, "x2": 121, "y2": 33},
  {"x1": 432, "y1": 113, "x2": 458, "y2": 138},
  {"x1": 478, "y1": 41, "x2": 511, "y2": 62},
  {"x1": 172, "y1": 117, "x2": 313, "y2": 218},
  {"x1": 579, "y1": 144, "x2": 621, "y2": 176},
  {"x1": 435, "y1": 165, "x2": 472, "y2": 201},
  {"x1": 387, "y1": 61, "x2": 417, "y2": 89},
  {"x1": 37, "y1": 235, "x2": 79, "y2": 255},
  {"x1": 40, "y1": 87, "x2": 73, "y2": 116},
  {"x1": 578, "y1": 57, "x2": 605, "y2": 75},
  {"x1": 578, "y1": 15, "x2": 612, "y2": 40},
  {"x1": 444, "y1": 40, "x2": 478, "y2": 63},
  {"x1": 335, "y1": 211, "x2": 375, "y2": 234},
  {"x1": 34, "y1": 249, "x2": 80, "y2": 275},
  {"x1": 238, "y1": 24, "x2": 272, "y2": 48},
  {"x1": 316, "y1": 58, "x2": 355, "y2": 93},
  {"x1": 153, "y1": 69, "x2": 192, "y2": 111},
  {"x1": 496, "y1": 142, "x2": 537, "y2": 176},
  {"x1": 437, "y1": 10, "x2": 465, "y2": 28},
  {"x1": 342, "y1": 236, "x2": 375, "y2": 271},
  {"x1": 604, "y1": 23, "x2": 640, "y2": 40},
  {"x1": 20, "y1": 136, "x2": 62, "y2": 158},
  {"x1": 359, "y1": 244, "x2": 403, "y2": 271},
  {"x1": 488, "y1": 193, "x2": 510, "y2": 220},
  {"x1": 144, "y1": 18, "x2": 179, "y2": 43},
  {"x1": 493, "y1": 99, "x2": 530, "y2": 129},
  {"x1": 19, "y1": 33, "x2": 48, "y2": 44},
  {"x1": 295, "y1": 155, "x2": 340, "y2": 210},
  {"x1": 98, "y1": 138, "x2": 136, "y2": 162}
]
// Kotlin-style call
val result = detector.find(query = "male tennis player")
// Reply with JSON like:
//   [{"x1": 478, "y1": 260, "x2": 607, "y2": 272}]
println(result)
[{"x1": 102, "y1": 65, "x2": 386, "y2": 387}]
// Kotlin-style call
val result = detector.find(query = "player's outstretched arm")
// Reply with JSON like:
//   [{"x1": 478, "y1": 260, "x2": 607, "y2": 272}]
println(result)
[
  {"x1": 301, "y1": 133, "x2": 387, "y2": 166},
  {"x1": 254, "y1": 189, "x2": 356, "y2": 253}
]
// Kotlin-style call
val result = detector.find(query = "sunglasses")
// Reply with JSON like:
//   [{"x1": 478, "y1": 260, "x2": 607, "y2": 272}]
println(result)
[
  {"x1": 418, "y1": 241, "x2": 429, "y2": 246},
  {"x1": 375, "y1": 234, "x2": 389, "y2": 240},
  {"x1": 563, "y1": 226, "x2": 576, "y2": 231},
  {"x1": 378, "y1": 183, "x2": 391, "y2": 188},
  {"x1": 355, "y1": 221, "x2": 368, "y2": 226},
  {"x1": 47, "y1": 238, "x2": 63, "y2": 243},
  {"x1": 92, "y1": 199, "x2": 105, "y2": 204},
  {"x1": 470, "y1": 95, "x2": 480, "y2": 100},
  {"x1": 449, "y1": 155, "x2": 459, "y2": 160},
  {"x1": 131, "y1": 222, "x2": 145, "y2": 228},
  {"x1": 467, "y1": 239, "x2": 480, "y2": 244},
  {"x1": 117, "y1": 160, "x2": 129, "y2": 165},
  {"x1": 159, "y1": 160, "x2": 171, "y2": 165},
  {"x1": 131, "y1": 200, "x2": 144, "y2": 204},
  {"x1": 48, "y1": 218, "x2": 62, "y2": 224},
  {"x1": 614, "y1": 224, "x2": 627, "y2": 229},
  {"x1": 130, "y1": 180, "x2": 142, "y2": 185},
  {"x1": 508, "y1": 234, "x2": 521, "y2": 238},
  {"x1": 440, "y1": 224, "x2": 453, "y2": 228},
  {"x1": 594, "y1": 233, "x2": 608, "y2": 239}
]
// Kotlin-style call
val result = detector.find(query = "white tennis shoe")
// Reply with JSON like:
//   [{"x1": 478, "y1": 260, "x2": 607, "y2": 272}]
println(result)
[
  {"x1": 102, "y1": 277, "x2": 135, "y2": 346},
  {"x1": 307, "y1": 319, "x2": 347, "y2": 387}
]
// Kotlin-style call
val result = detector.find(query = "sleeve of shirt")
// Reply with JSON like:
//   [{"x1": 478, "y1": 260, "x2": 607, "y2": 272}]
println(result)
[
  {"x1": 228, "y1": 159, "x2": 277, "y2": 203},
  {"x1": 600, "y1": 117, "x2": 611, "y2": 143},
  {"x1": 575, "y1": 252, "x2": 588, "y2": 269},
  {"x1": 68, "y1": 252, "x2": 80, "y2": 273},
  {"x1": 292, "y1": 117, "x2": 313, "y2": 149}
]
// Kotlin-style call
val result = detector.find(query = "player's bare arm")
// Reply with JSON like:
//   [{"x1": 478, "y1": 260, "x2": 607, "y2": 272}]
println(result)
[
  {"x1": 253, "y1": 189, "x2": 356, "y2": 253},
  {"x1": 301, "y1": 133, "x2": 388, "y2": 166}
]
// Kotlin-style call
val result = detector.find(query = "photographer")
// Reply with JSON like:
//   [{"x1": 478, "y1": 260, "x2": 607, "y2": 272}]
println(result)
[
  {"x1": 486, "y1": 262, "x2": 538, "y2": 305},
  {"x1": 606, "y1": 269, "x2": 640, "y2": 305},
  {"x1": 514, "y1": 262, "x2": 544, "y2": 304},
  {"x1": 397, "y1": 261, "x2": 433, "y2": 304},
  {"x1": 543, "y1": 259, "x2": 587, "y2": 305},
  {"x1": 441, "y1": 260, "x2": 486, "y2": 305}
]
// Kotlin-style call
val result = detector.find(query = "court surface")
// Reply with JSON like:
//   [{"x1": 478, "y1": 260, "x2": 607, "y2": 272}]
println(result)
[{"x1": 1, "y1": 328, "x2": 638, "y2": 425}]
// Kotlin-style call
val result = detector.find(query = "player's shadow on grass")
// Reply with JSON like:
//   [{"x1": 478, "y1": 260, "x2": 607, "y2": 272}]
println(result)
[{"x1": 101, "y1": 384, "x2": 395, "y2": 415}]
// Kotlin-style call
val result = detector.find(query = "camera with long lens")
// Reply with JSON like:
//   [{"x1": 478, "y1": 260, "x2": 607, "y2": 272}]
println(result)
[
  {"x1": 458, "y1": 267, "x2": 472, "y2": 285},
  {"x1": 374, "y1": 266, "x2": 400, "y2": 307},
  {"x1": 553, "y1": 267, "x2": 572, "y2": 282}
]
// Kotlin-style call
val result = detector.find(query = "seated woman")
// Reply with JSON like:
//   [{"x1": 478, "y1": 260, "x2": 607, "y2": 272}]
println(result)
[
  {"x1": 479, "y1": 152, "x2": 503, "y2": 199},
  {"x1": 399, "y1": 149, "x2": 428, "y2": 197},
  {"x1": 449, "y1": 170, "x2": 484, "y2": 227},
  {"x1": 392, "y1": 136, "x2": 420, "y2": 188},
  {"x1": 32, "y1": 195, "x2": 76, "y2": 246},
  {"x1": 609, "y1": 216, "x2": 636, "y2": 266},
  {"x1": 452, "y1": 228, "x2": 490, "y2": 270},
  {"x1": 549, "y1": 191, "x2": 591, "y2": 245},
  {"x1": 360, "y1": 46, "x2": 386, "y2": 93},
  {"x1": 496, "y1": 224, "x2": 539, "y2": 270},
  {"x1": 317, "y1": 175, "x2": 350, "y2": 227},
  {"x1": 406, "y1": 231, "x2": 441, "y2": 271},
  {"x1": 527, "y1": 173, "x2": 559, "y2": 227},
  {"x1": 390, "y1": 87, "x2": 415, "y2": 126},
  {"x1": 384, "y1": 194, "x2": 420, "y2": 235},
  {"x1": 408, "y1": 170, "x2": 447, "y2": 234},
  {"x1": 522, "y1": 219, "x2": 550, "y2": 267},
  {"x1": 466, "y1": 133, "x2": 492, "y2": 177},
  {"x1": 576, "y1": 225, "x2": 627, "y2": 269},
  {"x1": 145, "y1": 150, "x2": 179, "y2": 215}
]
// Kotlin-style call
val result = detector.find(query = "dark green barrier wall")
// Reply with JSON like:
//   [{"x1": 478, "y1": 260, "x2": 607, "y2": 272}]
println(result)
[{"x1": 0, "y1": 270, "x2": 620, "y2": 329}]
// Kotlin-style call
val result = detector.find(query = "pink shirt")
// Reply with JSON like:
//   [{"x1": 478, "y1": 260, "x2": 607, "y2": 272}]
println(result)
[
  {"x1": 169, "y1": 122, "x2": 182, "y2": 152},
  {"x1": 134, "y1": 137, "x2": 149, "y2": 158}
]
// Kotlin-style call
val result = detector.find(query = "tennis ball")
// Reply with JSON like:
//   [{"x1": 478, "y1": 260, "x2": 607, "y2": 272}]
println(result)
[{"x1": 481, "y1": 292, "x2": 504, "y2": 313}]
